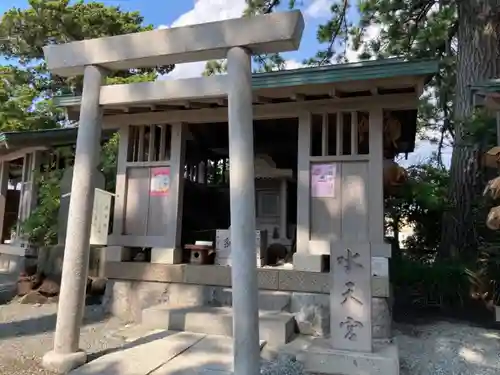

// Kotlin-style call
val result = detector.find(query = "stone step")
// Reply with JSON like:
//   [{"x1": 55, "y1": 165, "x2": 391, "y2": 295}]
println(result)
[
  {"x1": 142, "y1": 305, "x2": 296, "y2": 346},
  {"x1": 216, "y1": 288, "x2": 291, "y2": 311}
]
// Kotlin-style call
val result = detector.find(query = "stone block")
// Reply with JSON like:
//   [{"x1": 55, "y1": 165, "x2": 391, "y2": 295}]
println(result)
[
  {"x1": 293, "y1": 253, "x2": 327, "y2": 272},
  {"x1": 372, "y1": 276, "x2": 390, "y2": 297},
  {"x1": 215, "y1": 288, "x2": 291, "y2": 311},
  {"x1": 259, "y1": 310, "x2": 296, "y2": 345},
  {"x1": 103, "y1": 280, "x2": 170, "y2": 322},
  {"x1": 372, "y1": 297, "x2": 392, "y2": 339},
  {"x1": 101, "y1": 246, "x2": 126, "y2": 263},
  {"x1": 184, "y1": 264, "x2": 232, "y2": 286},
  {"x1": 258, "y1": 269, "x2": 279, "y2": 289},
  {"x1": 372, "y1": 257, "x2": 389, "y2": 277},
  {"x1": 299, "y1": 338, "x2": 399, "y2": 375},
  {"x1": 151, "y1": 247, "x2": 182, "y2": 264},
  {"x1": 278, "y1": 269, "x2": 329, "y2": 293},
  {"x1": 331, "y1": 244, "x2": 372, "y2": 352},
  {"x1": 142, "y1": 305, "x2": 296, "y2": 346},
  {"x1": 372, "y1": 243, "x2": 392, "y2": 258},
  {"x1": 495, "y1": 306, "x2": 500, "y2": 322},
  {"x1": 290, "y1": 292, "x2": 330, "y2": 337},
  {"x1": 104, "y1": 262, "x2": 185, "y2": 283},
  {"x1": 166, "y1": 283, "x2": 213, "y2": 307},
  {"x1": 290, "y1": 292, "x2": 392, "y2": 339}
]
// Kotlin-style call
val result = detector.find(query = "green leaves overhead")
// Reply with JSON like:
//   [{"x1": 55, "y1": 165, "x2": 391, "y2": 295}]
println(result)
[
  {"x1": 0, "y1": 0, "x2": 151, "y2": 63},
  {"x1": 0, "y1": 65, "x2": 61, "y2": 132},
  {"x1": 0, "y1": 0, "x2": 175, "y2": 133}
]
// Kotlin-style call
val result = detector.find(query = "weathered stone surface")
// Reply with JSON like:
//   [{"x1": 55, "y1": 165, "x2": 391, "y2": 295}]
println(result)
[
  {"x1": 290, "y1": 293, "x2": 330, "y2": 337},
  {"x1": 331, "y1": 244, "x2": 372, "y2": 352},
  {"x1": 103, "y1": 279, "x2": 393, "y2": 337},
  {"x1": 299, "y1": 338, "x2": 399, "y2": 375},
  {"x1": 38, "y1": 278, "x2": 60, "y2": 297},
  {"x1": 215, "y1": 288, "x2": 291, "y2": 311},
  {"x1": 88, "y1": 277, "x2": 107, "y2": 296},
  {"x1": 17, "y1": 273, "x2": 44, "y2": 296},
  {"x1": 103, "y1": 280, "x2": 173, "y2": 322},
  {"x1": 16, "y1": 279, "x2": 32, "y2": 297},
  {"x1": 372, "y1": 297, "x2": 391, "y2": 339},
  {"x1": 18, "y1": 290, "x2": 49, "y2": 304},
  {"x1": 290, "y1": 292, "x2": 392, "y2": 339},
  {"x1": 103, "y1": 281, "x2": 221, "y2": 321},
  {"x1": 166, "y1": 283, "x2": 213, "y2": 307}
]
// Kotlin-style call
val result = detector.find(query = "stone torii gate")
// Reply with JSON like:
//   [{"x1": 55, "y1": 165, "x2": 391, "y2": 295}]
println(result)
[{"x1": 41, "y1": 11, "x2": 304, "y2": 374}]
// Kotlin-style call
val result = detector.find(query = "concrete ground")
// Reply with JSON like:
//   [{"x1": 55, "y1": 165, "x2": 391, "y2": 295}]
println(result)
[{"x1": 0, "y1": 301, "x2": 499, "y2": 374}]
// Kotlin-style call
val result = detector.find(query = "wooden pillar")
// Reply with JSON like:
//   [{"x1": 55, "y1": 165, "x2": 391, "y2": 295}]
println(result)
[
  {"x1": 166, "y1": 122, "x2": 187, "y2": 249},
  {"x1": 151, "y1": 122, "x2": 187, "y2": 264},
  {"x1": 0, "y1": 162, "x2": 9, "y2": 242},
  {"x1": 294, "y1": 112, "x2": 312, "y2": 256},
  {"x1": 296, "y1": 112, "x2": 311, "y2": 255},
  {"x1": 105, "y1": 125, "x2": 130, "y2": 263},
  {"x1": 111, "y1": 126, "x2": 129, "y2": 239},
  {"x1": 280, "y1": 178, "x2": 287, "y2": 239},
  {"x1": 368, "y1": 109, "x2": 384, "y2": 243}
]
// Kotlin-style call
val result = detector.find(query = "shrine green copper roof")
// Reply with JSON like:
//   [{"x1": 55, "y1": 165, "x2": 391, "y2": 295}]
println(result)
[
  {"x1": 53, "y1": 58, "x2": 439, "y2": 107},
  {"x1": 471, "y1": 79, "x2": 500, "y2": 94},
  {"x1": 0, "y1": 127, "x2": 115, "y2": 152}
]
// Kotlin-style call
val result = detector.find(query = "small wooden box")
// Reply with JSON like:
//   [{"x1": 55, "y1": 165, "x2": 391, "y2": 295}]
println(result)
[{"x1": 185, "y1": 245, "x2": 214, "y2": 265}]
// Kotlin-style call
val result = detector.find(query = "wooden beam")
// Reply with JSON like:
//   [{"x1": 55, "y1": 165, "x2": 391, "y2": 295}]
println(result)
[
  {"x1": 102, "y1": 93, "x2": 419, "y2": 128},
  {"x1": 253, "y1": 95, "x2": 273, "y2": 104},
  {"x1": 291, "y1": 93, "x2": 306, "y2": 101}
]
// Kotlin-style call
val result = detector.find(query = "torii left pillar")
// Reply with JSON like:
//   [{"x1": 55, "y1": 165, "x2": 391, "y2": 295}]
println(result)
[{"x1": 43, "y1": 65, "x2": 106, "y2": 373}]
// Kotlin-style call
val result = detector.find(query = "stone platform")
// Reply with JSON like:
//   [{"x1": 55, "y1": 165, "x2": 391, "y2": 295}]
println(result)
[
  {"x1": 298, "y1": 338, "x2": 399, "y2": 375},
  {"x1": 142, "y1": 305, "x2": 295, "y2": 346}
]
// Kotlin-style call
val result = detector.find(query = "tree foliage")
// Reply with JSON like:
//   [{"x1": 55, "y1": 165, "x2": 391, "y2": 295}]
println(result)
[
  {"x1": 0, "y1": 0, "x2": 172, "y2": 98},
  {"x1": 0, "y1": 1, "x2": 172, "y2": 244}
]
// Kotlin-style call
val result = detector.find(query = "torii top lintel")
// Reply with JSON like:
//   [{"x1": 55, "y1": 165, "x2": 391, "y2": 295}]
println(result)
[{"x1": 43, "y1": 10, "x2": 305, "y2": 77}]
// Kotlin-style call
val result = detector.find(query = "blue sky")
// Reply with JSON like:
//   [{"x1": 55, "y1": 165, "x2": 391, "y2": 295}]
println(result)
[{"x1": 0, "y1": 0, "x2": 356, "y2": 73}]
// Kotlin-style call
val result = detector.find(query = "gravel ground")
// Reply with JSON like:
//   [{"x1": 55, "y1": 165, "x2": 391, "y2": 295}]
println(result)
[
  {"x1": 0, "y1": 301, "x2": 499, "y2": 374},
  {"x1": 396, "y1": 321, "x2": 500, "y2": 375},
  {"x1": 0, "y1": 302, "x2": 127, "y2": 375}
]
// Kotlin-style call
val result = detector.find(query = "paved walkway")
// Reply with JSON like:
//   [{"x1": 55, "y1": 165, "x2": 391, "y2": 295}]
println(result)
[{"x1": 71, "y1": 331, "x2": 239, "y2": 375}]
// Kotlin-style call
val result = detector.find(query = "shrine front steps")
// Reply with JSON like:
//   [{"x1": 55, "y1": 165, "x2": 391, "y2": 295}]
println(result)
[{"x1": 141, "y1": 305, "x2": 296, "y2": 347}]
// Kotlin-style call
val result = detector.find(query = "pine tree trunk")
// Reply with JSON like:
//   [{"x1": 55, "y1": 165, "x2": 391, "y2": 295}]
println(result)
[{"x1": 440, "y1": 0, "x2": 500, "y2": 259}]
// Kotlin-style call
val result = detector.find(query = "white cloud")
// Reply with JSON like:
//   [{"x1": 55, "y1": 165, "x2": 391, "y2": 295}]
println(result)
[
  {"x1": 400, "y1": 139, "x2": 452, "y2": 168},
  {"x1": 345, "y1": 23, "x2": 382, "y2": 62},
  {"x1": 284, "y1": 59, "x2": 304, "y2": 70},
  {"x1": 161, "y1": 0, "x2": 247, "y2": 80},
  {"x1": 304, "y1": 0, "x2": 333, "y2": 18}
]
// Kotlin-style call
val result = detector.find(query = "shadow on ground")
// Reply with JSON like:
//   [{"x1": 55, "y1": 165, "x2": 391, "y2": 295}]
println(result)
[
  {"x1": 0, "y1": 306, "x2": 108, "y2": 340},
  {"x1": 75, "y1": 331, "x2": 235, "y2": 375}
]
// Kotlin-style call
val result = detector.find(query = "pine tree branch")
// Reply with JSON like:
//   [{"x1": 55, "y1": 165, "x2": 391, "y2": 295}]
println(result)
[
  {"x1": 264, "y1": 0, "x2": 280, "y2": 13},
  {"x1": 319, "y1": 0, "x2": 348, "y2": 65}
]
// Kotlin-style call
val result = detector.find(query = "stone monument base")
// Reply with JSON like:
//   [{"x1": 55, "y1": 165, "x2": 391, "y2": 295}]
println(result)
[{"x1": 298, "y1": 338, "x2": 399, "y2": 375}]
